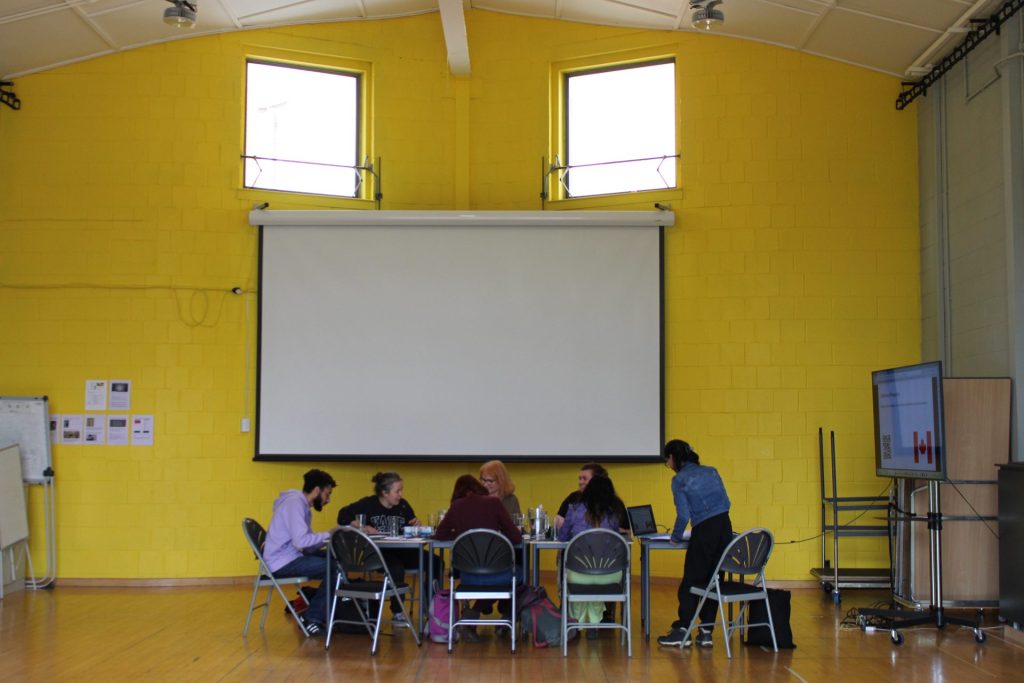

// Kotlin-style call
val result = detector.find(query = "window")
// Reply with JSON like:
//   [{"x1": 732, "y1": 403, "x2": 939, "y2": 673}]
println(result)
[
  {"x1": 244, "y1": 61, "x2": 362, "y2": 198},
  {"x1": 562, "y1": 59, "x2": 677, "y2": 198}
]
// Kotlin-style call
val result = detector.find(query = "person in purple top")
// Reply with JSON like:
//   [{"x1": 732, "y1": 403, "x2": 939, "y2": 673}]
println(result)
[
  {"x1": 263, "y1": 468, "x2": 338, "y2": 635},
  {"x1": 557, "y1": 476, "x2": 627, "y2": 637}
]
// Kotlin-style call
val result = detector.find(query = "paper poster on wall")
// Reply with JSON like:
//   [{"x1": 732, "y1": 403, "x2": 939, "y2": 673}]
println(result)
[
  {"x1": 61, "y1": 415, "x2": 83, "y2": 444},
  {"x1": 83, "y1": 415, "x2": 105, "y2": 445},
  {"x1": 50, "y1": 414, "x2": 60, "y2": 445},
  {"x1": 109, "y1": 380, "x2": 131, "y2": 411},
  {"x1": 107, "y1": 415, "x2": 129, "y2": 445},
  {"x1": 131, "y1": 415, "x2": 153, "y2": 446},
  {"x1": 85, "y1": 380, "x2": 107, "y2": 411}
]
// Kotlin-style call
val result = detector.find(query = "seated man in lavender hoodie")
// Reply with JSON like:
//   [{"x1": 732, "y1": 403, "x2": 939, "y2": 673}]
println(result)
[{"x1": 263, "y1": 469, "x2": 338, "y2": 635}]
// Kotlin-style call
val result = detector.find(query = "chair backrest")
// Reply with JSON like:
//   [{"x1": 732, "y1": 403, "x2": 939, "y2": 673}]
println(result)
[
  {"x1": 451, "y1": 529, "x2": 515, "y2": 577},
  {"x1": 243, "y1": 517, "x2": 268, "y2": 560},
  {"x1": 330, "y1": 526, "x2": 388, "y2": 576},
  {"x1": 564, "y1": 528, "x2": 629, "y2": 581},
  {"x1": 715, "y1": 528, "x2": 774, "y2": 579}
]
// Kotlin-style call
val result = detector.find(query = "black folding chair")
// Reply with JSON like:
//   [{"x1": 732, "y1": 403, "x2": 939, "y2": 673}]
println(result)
[
  {"x1": 241, "y1": 517, "x2": 312, "y2": 637},
  {"x1": 561, "y1": 528, "x2": 631, "y2": 656},
  {"x1": 449, "y1": 529, "x2": 517, "y2": 654},
  {"x1": 683, "y1": 527, "x2": 778, "y2": 657},
  {"x1": 326, "y1": 526, "x2": 421, "y2": 654}
]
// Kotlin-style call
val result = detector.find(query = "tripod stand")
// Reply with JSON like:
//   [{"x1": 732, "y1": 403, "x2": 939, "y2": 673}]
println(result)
[{"x1": 859, "y1": 480, "x2": 986, "y2": 645}]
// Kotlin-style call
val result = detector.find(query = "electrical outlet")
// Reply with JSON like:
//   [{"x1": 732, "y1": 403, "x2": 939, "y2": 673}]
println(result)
[{"x1": 241, "y1": 417, "x2": 250, "y2": 433}]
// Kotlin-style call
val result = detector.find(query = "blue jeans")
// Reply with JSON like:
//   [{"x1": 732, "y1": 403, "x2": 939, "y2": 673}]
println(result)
[{"x1": 274, "y1": 552, "x2": 335, "y2": 625}]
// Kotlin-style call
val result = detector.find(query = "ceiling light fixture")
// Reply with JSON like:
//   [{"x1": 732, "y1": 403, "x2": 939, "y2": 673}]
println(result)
[
  {"x1": 690, "y1": 0, "x2": 724, "y2": 31},
  {"x1": 163, "y1": 0, "x2": 197, "y2": 29}
]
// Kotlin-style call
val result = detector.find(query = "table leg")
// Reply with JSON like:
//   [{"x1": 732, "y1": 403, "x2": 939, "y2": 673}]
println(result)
[{"x1": 642, "y1": 543, "x2": 650, "y2": 640}]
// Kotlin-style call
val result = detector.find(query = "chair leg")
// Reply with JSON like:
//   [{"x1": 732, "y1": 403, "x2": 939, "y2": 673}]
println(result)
[
  {"x1": 370, "y1": 583, "x2": 389, "y2": 655},
  {"x1": 717, "y1": 599, "x2": 732, "y2": 658},
  {"x1": 763, "y1": 596, "x2": 779, "y2": 652},
  {"x1": 447, "y1": 580, "x2": 455, "y2": 654},
  {"x1": 562, "y1": 598, "x2": 569, "y2": 656},
  {"x1": 242, "y1": 577, "x2": 261, "y2": 637},
  {"x1": 395, "y1": 589, "x2": 422, "y2": 646},
  {"x1": 682, "y1": 594, "x2": 709, "y2": 648},
  {"x1": 510, "y1": 584, "x2": 516, "y2": 654},
  {"x1": 259, "y1": 586, "x2": 274, "y2": 632}
]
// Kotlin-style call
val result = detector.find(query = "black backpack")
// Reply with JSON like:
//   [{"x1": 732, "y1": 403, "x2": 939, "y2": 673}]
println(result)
[{"x1": 743, "y1": 588, "x2": 796, "y2": 649}]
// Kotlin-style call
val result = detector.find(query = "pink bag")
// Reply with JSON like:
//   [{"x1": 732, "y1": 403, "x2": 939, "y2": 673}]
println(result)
[{"x1": 428, "y1": 588, "x2": 460, "y2": 643}]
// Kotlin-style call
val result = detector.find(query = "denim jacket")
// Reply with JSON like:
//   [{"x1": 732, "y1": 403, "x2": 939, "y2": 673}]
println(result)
[{"x1": 670, "y1": 462, "x2": 731, "y2": 542}]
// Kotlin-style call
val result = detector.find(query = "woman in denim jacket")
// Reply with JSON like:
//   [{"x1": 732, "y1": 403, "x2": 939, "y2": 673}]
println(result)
[{"x1": 657, "y1": 439, "x2": 733, "y2": 648}]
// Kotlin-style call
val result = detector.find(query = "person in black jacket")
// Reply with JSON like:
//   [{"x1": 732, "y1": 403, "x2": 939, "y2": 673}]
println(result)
[{"x1": 337, "y1": 472, "x2": 439, "y2": 618}]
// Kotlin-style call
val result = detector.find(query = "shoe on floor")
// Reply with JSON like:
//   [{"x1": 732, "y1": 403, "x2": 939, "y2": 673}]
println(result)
[
  {"x1": 460, "y1": 625, "x2": 481, "y2": 642},
  {"x1": 586, "y1": 628, "x2": 600, "y2": 640},
  {"x1": 657, "y1": 627, "x2": 691, "y2": 647},
  {"x1": 391, "y1": 612, "x2": 408, "y2": 624},
  {"x1": 299, "y1": 616, "x2": 325, "y2": 637},
  {"x1": 696, "y1": 629, "x2": 713, "y2": 648}
]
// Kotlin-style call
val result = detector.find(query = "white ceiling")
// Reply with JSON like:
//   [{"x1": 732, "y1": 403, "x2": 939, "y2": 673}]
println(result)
[{"x1": 0, "y1": 0, "x2": 1008, "y2": 81}]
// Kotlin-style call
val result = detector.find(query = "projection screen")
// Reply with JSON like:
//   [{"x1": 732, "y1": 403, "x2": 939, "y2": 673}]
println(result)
[{"x1": 252, "y1": 210, "x2": 669, "y2": 461}]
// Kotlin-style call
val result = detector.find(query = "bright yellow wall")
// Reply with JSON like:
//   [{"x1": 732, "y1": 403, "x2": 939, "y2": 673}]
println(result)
[{"x1": 0, "y1": 10, "x2": 918, "y2": 581}]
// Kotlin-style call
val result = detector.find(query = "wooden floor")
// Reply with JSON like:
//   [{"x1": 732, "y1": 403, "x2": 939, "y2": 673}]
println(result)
[{"x1": 1, "y1": 580, "x2": 1021, "y2": 682}]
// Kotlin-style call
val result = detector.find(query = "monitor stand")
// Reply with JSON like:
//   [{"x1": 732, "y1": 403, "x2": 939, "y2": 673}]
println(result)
[{"x1": 859, "y1": 480, "x2": 986, "y2": 645}]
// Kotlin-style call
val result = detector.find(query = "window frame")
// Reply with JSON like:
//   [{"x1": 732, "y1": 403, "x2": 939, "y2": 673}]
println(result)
[
  {"x1": 552, "y1": 54, "x2": 680, "y2": 202},
  {"x1": 242, "y1": 56, "x2": 370, "y2": 201}
]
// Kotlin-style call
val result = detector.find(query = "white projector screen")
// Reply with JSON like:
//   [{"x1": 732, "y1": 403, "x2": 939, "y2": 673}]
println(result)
[{"x1": 253, "y1": 210, "x2": 667, "y2": 461}]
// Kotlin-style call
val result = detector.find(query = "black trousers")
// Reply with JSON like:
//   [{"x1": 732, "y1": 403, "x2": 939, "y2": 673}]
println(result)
[
  {"x1": 381, "y1": 548, "x2": 443, "y2": 612},
  {"x1": 672, "y1": 512, "x2": 733, "y2": 631}
]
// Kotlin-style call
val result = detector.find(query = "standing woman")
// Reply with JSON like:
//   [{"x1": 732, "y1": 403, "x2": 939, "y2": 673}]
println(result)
[
  {"x1": 479, "y1": 460, "x2": 521, "y2": 516},
  {"x1": 657, "y1": 439, "x2": 733, "y2": 649}
]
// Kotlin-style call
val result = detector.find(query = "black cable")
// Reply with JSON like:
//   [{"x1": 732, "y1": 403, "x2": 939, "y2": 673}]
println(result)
[
  {"x1": 778, "y1": 481, "x2": 893, "y2": 545},
  {"x1": 947, "y1": 481, "x2": 1000, "y2": 540}
]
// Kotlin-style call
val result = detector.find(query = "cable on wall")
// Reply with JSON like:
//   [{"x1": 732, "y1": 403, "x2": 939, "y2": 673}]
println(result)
[{"x1": 0, "y1": 281, "x2": 252, "y2": 328}]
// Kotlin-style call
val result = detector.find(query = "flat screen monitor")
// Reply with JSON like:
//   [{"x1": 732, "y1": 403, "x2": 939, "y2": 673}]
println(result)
[{"x1": 872, "y1": 361, "x2": 947, "y2": 481}]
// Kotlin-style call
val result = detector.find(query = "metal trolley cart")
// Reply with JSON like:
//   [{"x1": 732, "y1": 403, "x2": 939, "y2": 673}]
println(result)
[{"x1": 810, "y1": 429, "x2": 891, "y2": 604}]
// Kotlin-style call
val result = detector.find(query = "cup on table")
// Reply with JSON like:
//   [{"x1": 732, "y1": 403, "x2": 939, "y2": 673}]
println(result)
[
  {"x1": 353, "y1": 513, "x2": 366, "y2": 530},
  {"x1": 388, "y1": 516, "x2": 403, "y2": 537},
  {"x1": 403, "y1": 525, "x2": 416, "y2": 538}
]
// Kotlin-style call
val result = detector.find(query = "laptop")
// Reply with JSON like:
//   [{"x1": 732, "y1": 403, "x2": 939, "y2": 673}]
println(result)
[{"x1": 626, "y1": 504, "x2": 671, "y2": 540}]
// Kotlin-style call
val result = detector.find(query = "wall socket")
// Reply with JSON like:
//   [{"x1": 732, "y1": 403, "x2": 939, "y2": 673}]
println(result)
[{"x1": 241, "y1": 417, "x2": 250, "y2": 433}]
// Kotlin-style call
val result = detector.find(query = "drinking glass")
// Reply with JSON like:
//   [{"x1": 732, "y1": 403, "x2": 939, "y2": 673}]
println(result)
[{"x1": 388, "y1": 516, "x2": 403, "y2": 537}]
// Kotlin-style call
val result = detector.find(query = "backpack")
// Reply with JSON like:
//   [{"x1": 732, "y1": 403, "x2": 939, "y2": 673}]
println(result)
[
  {"x1": 743, "y1": 588, "x2": 796, "y2": 649},
  {"x1": 519, "y1": 590, "x2": 573, "y2": 648},
  {"x1": 428, "y1": 588, "x2": 460, "y2": 643}
]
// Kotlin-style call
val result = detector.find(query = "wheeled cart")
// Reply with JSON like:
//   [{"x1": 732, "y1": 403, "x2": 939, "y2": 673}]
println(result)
[{"x1": 810, "y1": 429, "x2": 891, "y2": 604}]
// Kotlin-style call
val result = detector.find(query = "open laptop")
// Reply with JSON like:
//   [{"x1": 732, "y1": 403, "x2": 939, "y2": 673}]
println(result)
[{"x1": 626, "y1": 504, "x2": 671, "y2": 540}]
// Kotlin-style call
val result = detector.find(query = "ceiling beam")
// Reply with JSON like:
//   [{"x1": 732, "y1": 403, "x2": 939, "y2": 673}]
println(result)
[{"x1": 439, "y1": 0, "x2": 471, "y2": 76}]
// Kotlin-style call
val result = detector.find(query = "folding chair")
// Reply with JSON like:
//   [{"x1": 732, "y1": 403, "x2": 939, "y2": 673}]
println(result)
[
  {"x1": 561, "y1": 528, "x2": 632, "y2": 656},
  {"x1": 326, "y1": 526, "x2": 421, "y2": 654},
  {"x1": 683, "y1": 527, "x2": 778, "y2": 658},
  {"x1": 241, "y1": 517, "x2": 312, "y2": 637},
  {"x1": 448, "y1": 529, "x2": 517, "y2": 654}
]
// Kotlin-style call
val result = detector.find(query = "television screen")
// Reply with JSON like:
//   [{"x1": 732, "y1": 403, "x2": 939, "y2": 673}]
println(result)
[{"x1": 872, "y1": 361, "x2": 947, "y2": 481}]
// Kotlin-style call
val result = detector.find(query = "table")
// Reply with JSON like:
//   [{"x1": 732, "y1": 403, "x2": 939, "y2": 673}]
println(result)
[
  {"x1": 527, "y1": 538, "x2": 566, "y2": 586},
  {"x1": 639, "y1": 536, "x2": 688, "y2": 640}
]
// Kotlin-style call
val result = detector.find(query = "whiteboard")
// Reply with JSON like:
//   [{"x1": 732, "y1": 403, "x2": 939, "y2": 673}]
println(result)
[
  {"x1": 0, "y1": 445, "x2": 29, "y2": 548},
  {"x1": 0, "y1": 397, "x2": 52, "y2": 483}
]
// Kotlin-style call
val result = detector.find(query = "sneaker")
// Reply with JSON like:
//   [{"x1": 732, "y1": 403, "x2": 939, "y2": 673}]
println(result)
[
  {"x1": 391, "y1": 612, "x2": 408, "y2": 624},
  {"x1": 299, "y1": 616, "x2": 325, "y2": 637},
  {"x1": 586, "y1": 628, "x2": 600, "y2": 640},
  {"x1": 657, "y1": 628, "x2": 691, "y2": 647},
  {"x1": 460, "y1": 625, "x2": 481, "y2": 642},
  {"x1": 695, "y1": 629, "x2": 713, "y2": 648}
]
